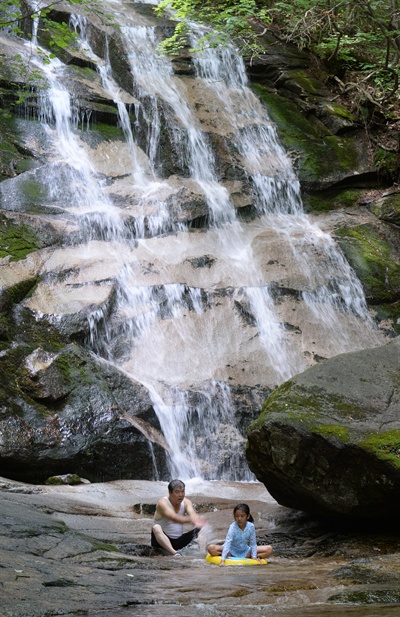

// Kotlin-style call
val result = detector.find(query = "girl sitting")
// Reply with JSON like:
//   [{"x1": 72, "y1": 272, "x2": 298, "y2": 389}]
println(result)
[{"x1": 207, "y1": 503, "x2": 273, "y2": 565}]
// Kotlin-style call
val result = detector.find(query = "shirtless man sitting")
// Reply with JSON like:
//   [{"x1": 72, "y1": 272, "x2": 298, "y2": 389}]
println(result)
[{"x1": 151, "y1": 479, "x2": 206, "y2": 556}]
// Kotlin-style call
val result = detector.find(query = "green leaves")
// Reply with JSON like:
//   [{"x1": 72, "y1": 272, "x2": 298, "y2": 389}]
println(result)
[{"x1": 155, "y1": 0, "x2": 270, "y2": 57}]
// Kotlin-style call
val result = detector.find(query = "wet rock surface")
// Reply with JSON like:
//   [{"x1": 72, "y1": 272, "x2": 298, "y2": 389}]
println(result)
[{"x1": 1, "y1": 478, "x2": 400, "y2": 617}]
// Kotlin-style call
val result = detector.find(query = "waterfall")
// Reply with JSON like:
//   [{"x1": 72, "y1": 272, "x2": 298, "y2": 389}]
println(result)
[
  {"x1": 18, "y1": 0, "x2": 385, "y2": 481},
  {"x1": 32, "y1": 58, "x2": 124, "y2": 241},
  {"x1": 192, "y1": 33, "x2": 383, "y2": 356}
]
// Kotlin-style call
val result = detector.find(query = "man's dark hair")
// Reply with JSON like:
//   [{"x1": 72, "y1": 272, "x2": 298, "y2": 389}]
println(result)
[{"x1": 168, "y1": 479, "x2": 185, "y2": 493}]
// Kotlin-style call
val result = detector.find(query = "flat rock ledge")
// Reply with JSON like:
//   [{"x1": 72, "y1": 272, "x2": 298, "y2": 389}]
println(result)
[
  {"x1": 1, "y1": 477, "x2": 400, "y2": 616},
  {"x1": 247, "y1": 336, "x2": 400, "y2": 519}
]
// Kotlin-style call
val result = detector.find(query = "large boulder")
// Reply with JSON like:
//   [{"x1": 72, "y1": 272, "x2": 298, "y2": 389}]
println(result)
[
  {"x1": 246, "y1": 337, "x2": 400, "y2": 519},
  {"x1": 0, "y1": 343, "x2": 169, "y2": 483}
]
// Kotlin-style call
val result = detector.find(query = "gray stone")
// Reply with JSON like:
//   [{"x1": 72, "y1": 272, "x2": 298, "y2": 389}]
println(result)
[
  {"x1": 1, "y1": 478, "x2": 400, "y2": 616},
  {"x1": 247, "y1": 337, "x2": 400, "y2": 519}
]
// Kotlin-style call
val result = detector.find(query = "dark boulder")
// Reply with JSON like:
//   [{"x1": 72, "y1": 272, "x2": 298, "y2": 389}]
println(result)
[{"x1": 0, "y1": 343, "x2": 168, "y2": 483}]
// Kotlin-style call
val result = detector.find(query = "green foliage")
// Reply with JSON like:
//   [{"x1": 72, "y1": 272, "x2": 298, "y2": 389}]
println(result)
[
  {"x1": 155, "y1": 0, "x2": 271, "y2": 56},
  {"x1": 0, "y1": 0, "x2": 81, "y2": 43},
  {"x1": 153, "y1": 0, "x2": 400, "y2": 106},
  {"x1": 269, "y1": 0, "x2": 400, "y2": 105}
]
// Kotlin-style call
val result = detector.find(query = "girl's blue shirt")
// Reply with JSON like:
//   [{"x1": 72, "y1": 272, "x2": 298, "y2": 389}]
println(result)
[{"x1": 221, "y1": 520, "x2": 257, "y2": 560}]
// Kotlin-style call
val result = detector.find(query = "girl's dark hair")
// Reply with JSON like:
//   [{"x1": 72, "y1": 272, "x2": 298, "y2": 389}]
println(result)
[{"x1": 234, "y1": 503, "x2": 254, "y2": 523}]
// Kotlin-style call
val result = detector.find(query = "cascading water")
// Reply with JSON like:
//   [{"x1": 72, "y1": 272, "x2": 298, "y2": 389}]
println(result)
[
  {"x1": 30, "y1": 47, "x2": 124, "y2": 242},
  {"x1": 17, "y1": 0, "x2": 386, "y2": 482},
  {"x1": 190, "y1": 33, "x2": 380, "y2": 350}
]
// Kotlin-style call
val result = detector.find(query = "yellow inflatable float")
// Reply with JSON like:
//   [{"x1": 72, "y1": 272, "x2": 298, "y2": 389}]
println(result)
[{"x1": 206, "y1": 554, "x2": 268, "y2": 566}]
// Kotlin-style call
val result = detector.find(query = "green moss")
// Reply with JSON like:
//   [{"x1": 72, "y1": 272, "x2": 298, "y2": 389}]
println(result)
[
  {"x1": 68, "y1": 65, "x2": 100, "y2": 81},
  {"x1": 11, "y1": 305, "x2": 67, "y2": 347},
  {"x1": 360, "y1": 430, "x2": 400, "y2": 470},
  {"x1": 375, "y1": 149, "x2": 400, "y2": 182},
  {"x1": 0, "y1": 341, "x2": 72, "y2": 414},
  {"x1": 90, "y1": 105, "x2": 120, "y2": 120},
  {"x1": 0, "y1": 110, "x2": 36, "y2": 181},
  {"x1": 303, "y1": 188, "x2": 363, "y2": 213},
  {"x1": 45, "y1": 474, "x2": 82, "y2": 485},
  {"x1": 90, "y1": 540, "x2": 118, "y2": 553},
  {"x1": 44, "y1": 476, "x2": 65, "y2": 485},
  {"x1": 7, "y1": 277, "x2": 39, "y2": 305},
  {"x1": 371, "y1": 194, "x2": 400, "y2": 226},
  {"x1": 285, "y1": 70, "x2": 324, "y2": 97},
  {"x1": 80, "y1": 122, "x2": 125, "y2": 147},
  {"x1": 262, "y1": 382, "x2": 362, "y2": 418},
  {"x1": 335, "y1": 224, "x2": 400, "y2": 302},
  {"x1": 324, "y1": 135, "x2": 359, "y2": 169},
  {"x1": 321, "y1": 101, "x2": 356, "y2": 121},
  {"x1": 252, "y1": 84, "x2": 328, "y2": 141},
  {"x1": 228, "y1": 589, "x2": 252, "y2": 597},
  {"x1": 249, "y1": 382, "x2": 367, "y2": 441},
  {"x1": 328, "y1": 589, "x2": 400, "y2": 604},
  {"x1": 18, "y1": 176, "x2": 47, "y2": 202},
  {"x1": 251, "y1": 83, "x2": 363, "y2": 185},
  {"x1": 53, "y1": 353, "x2": 76, "y2": 381},
  {"x1": 0, "y1": 214, "x2": 43, "y2": 260},
  {"x1": 14, "y1": 158, "x2": 38, "y2": 174},
  {"x1": 311, "y1": 424, "x2": 350, "y2": 442}
]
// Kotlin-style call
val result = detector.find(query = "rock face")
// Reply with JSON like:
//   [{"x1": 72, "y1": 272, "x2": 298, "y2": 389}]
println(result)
[
  {"x1": 0, "y1": 0, "x2": 398, "y2": 483},
  {"x1": 0, "y1": 343, "x2": 169, "y2": 483},
  {"x1": 246, "y1": 337, "x2": 400, "y2": 519},
  {"x1": 246, "y1": 32, "x2": 375, "y2": 193}
]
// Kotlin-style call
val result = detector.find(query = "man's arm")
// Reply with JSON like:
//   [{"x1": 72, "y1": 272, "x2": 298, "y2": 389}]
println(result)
[{"x1": 183, "y1": 498, "x2": 206, "y2": 528}]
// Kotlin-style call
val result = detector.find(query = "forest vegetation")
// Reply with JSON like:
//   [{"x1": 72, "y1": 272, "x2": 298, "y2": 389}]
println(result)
[{"x1": 155, "y1": 0, "x2": 400, "y2": 181}]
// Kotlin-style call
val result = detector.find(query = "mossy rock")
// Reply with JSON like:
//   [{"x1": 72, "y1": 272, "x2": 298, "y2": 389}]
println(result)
[
  {"x1": 370, "y1": 194, "x2": 400, "y2": 226},
  {"x1": 251, "y1": 379, "x2": 368, "y2": 438},
  {"x1": 282, "y1": 69, "x2": 326, "y2": 97},
  {"x1": 328, "y1": 589, "x2": 400, "y2": 604},
  {"x1": 246, "y1": 338, "x2": 400, "y2": 518},
  {"x1": 251, "y1": 84, "x2": 372, "y2": 191},
  {"x1": 80, "y1": 122, "x2": 126, "y2": 147},
  {"x1": 0, "y1": 214, "x2": 43, "y2": 261},
  {"x1": 335, "y1": 224, "x2": 400, "y2": 303},
  {"x1": 333, "y1": 561, "x2": 400, "y2": 585},
  {"x1": 0, "y1": 344, "x2": 50, "y2": 414},
  {"x1": 303, "y1": 187, "x2": 364, "y2": 213},
  {"x1": 375, "y1": 149, "x2": 400, "y2": 183},
  {"x1": 0, "y1": 109, "x2": 39, "y2": 181},
  {"x1": 45, "y1": 473, "x2": 85, "y2": 485},
  {"x1": 1, "y1": 277, "x2": 39, "y2": 313},
  {"x1": 361, "y1": 430, "x2": 400, "y2": 469}
]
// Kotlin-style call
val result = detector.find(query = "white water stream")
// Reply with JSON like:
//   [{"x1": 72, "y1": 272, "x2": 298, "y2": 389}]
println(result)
[{"x1": 20, "y1": 0, "x2": 384, "y2": 482}]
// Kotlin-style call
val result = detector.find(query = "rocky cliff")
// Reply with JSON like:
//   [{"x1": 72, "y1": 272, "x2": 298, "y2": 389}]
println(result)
[{"x1": 0, "y1": 1, "x2": 399, "y2": 485}]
